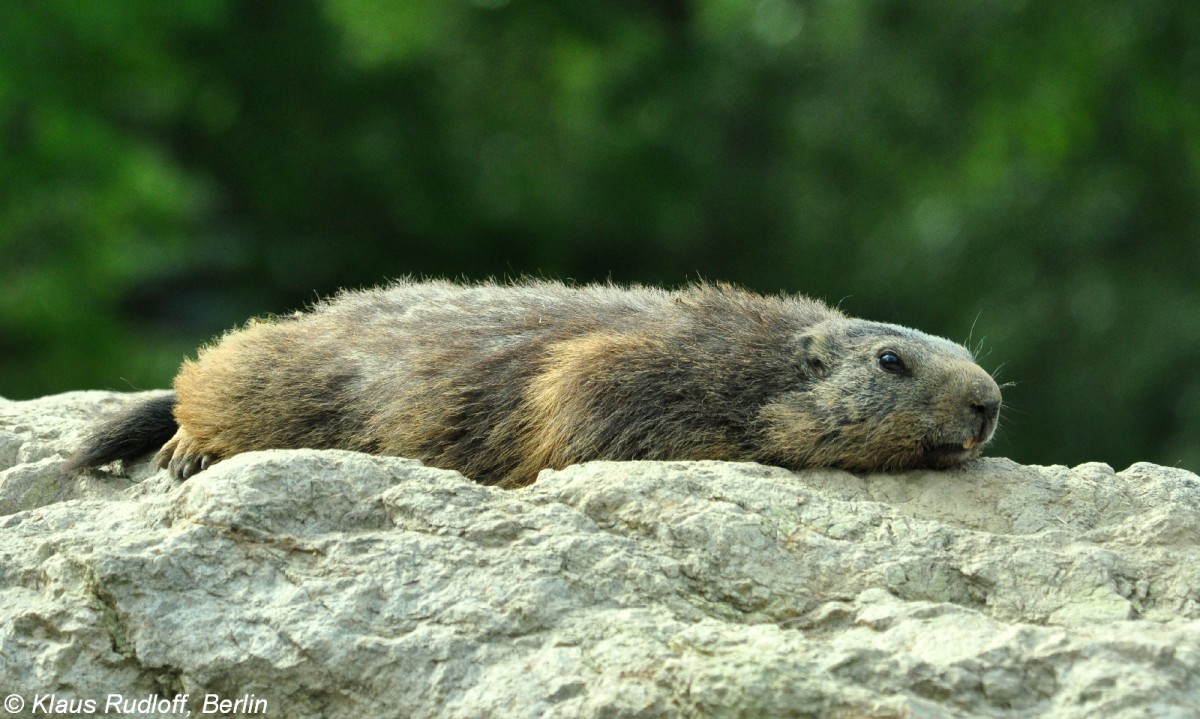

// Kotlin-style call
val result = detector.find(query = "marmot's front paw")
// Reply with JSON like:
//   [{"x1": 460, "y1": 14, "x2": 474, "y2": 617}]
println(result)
[{"x1": 155, "y1": 429, "x2": 221, "y2": 480}]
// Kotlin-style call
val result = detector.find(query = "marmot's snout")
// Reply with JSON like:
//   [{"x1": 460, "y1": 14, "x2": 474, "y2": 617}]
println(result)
[
  {"x1": 913, "y1": 364, "x2": 1002, "y2": 469},
  {"x1": 927, "y1": 369, "x2": 1002, "y2": 468}
]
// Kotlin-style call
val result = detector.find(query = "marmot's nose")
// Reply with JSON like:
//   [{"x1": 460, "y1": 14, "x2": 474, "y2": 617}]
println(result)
[
  {"x1": 965, "y1": 371, "x2": 1002, "y2": 411},
  {"x1": 966, "y1": 371, "x2": 1002, "y2": 442},
  {"x1": 965, "y1": 373, "x2": 1002, "y2": 441},
  {"x1": 971, "y1": 398, "x2": 1000, "y2": 424}
]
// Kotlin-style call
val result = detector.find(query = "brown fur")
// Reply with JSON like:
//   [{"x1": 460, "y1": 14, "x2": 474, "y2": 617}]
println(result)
[{"x1": 70, "y1": 280, "x2": 1002, "y2": 487}]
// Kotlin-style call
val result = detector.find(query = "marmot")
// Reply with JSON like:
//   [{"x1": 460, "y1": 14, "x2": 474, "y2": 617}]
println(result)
[{"x1": 67, "y1": 280, "x2": 1002, "y2": 488}]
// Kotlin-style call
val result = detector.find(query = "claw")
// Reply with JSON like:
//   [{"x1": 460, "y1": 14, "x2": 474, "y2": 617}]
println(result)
[{"x1": 157, "y1": 429, "x2": 220, "y2": 480}]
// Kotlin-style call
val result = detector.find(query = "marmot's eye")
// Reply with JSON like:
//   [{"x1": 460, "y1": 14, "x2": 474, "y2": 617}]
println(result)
[{"x1": 877, "y1": 351, "x2": 906, "y2": 374}]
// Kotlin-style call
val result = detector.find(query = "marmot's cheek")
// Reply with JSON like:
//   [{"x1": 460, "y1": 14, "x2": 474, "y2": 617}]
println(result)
[{"x1": 756, "y1": 395, "x2": 850, "y2": 468}]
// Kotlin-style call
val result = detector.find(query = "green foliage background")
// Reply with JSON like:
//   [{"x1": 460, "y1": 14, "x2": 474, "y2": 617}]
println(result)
[{"x1": 3, "y1": 0, "x2": 1198, "y2": 471}]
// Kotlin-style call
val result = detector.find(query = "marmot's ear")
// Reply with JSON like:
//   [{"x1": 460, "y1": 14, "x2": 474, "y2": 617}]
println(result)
[{"x1": 794, "y1": 330, "x2": 838, "y2": 378}]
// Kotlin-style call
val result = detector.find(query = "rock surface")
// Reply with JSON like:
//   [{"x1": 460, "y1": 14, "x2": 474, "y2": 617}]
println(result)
[{"x1": 2, "y1": 391, "x2": 1200, "y2": 718}]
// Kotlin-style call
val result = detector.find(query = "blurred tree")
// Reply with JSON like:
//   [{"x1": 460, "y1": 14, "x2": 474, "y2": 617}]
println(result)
[
  {"x1": 2, "y1": 0, "x2": 1198, "y2": 470},
  {"x1": 0, "y1": 2, "x2": 222, "y2": 392}
]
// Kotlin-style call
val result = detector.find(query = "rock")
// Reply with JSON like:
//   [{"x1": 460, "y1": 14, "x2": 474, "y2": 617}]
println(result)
[{"x1": 2, "y1": 390, "x2": 1199, "y2": 718}]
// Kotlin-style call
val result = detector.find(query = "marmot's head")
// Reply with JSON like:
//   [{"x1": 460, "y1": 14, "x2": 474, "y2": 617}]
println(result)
[{"x1": 758, "y1": 319, "x2": 1002, "y2": 472}]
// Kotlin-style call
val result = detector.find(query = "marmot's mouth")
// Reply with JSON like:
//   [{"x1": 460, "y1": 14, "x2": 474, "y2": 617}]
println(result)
[{"x1": 919, "y1": 442, "x2": 978, "y2": 468}]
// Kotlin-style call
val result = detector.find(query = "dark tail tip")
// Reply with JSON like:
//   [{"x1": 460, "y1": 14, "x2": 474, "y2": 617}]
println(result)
[{"x1": 64, "y1": 392, "x2": 178, "y2": 472}]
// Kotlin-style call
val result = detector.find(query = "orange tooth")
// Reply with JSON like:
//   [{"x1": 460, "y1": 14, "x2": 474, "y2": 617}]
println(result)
[{"x1": 962, "y1": 437, "x2": 977, "y2": 450}]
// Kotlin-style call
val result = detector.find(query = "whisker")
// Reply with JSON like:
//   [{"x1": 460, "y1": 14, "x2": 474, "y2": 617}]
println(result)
[{"x1": 965, "y1": 310, "x2": 983, "y2": 350}]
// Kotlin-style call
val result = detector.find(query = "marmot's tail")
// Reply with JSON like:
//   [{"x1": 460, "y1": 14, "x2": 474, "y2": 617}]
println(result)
[{"x1": 64, "y1": 392, "x2": 178, "y2": 472}]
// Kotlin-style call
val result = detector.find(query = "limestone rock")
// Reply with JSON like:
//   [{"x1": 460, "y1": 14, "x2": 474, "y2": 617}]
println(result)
[{"x1": 2, "y1": 391, "x2": 1199, "y2": 717}]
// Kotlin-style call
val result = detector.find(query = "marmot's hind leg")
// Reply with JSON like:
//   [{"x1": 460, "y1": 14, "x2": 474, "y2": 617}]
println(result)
[{"x1": 155, "y1": 428, "x2": 222, "y2": 480}]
